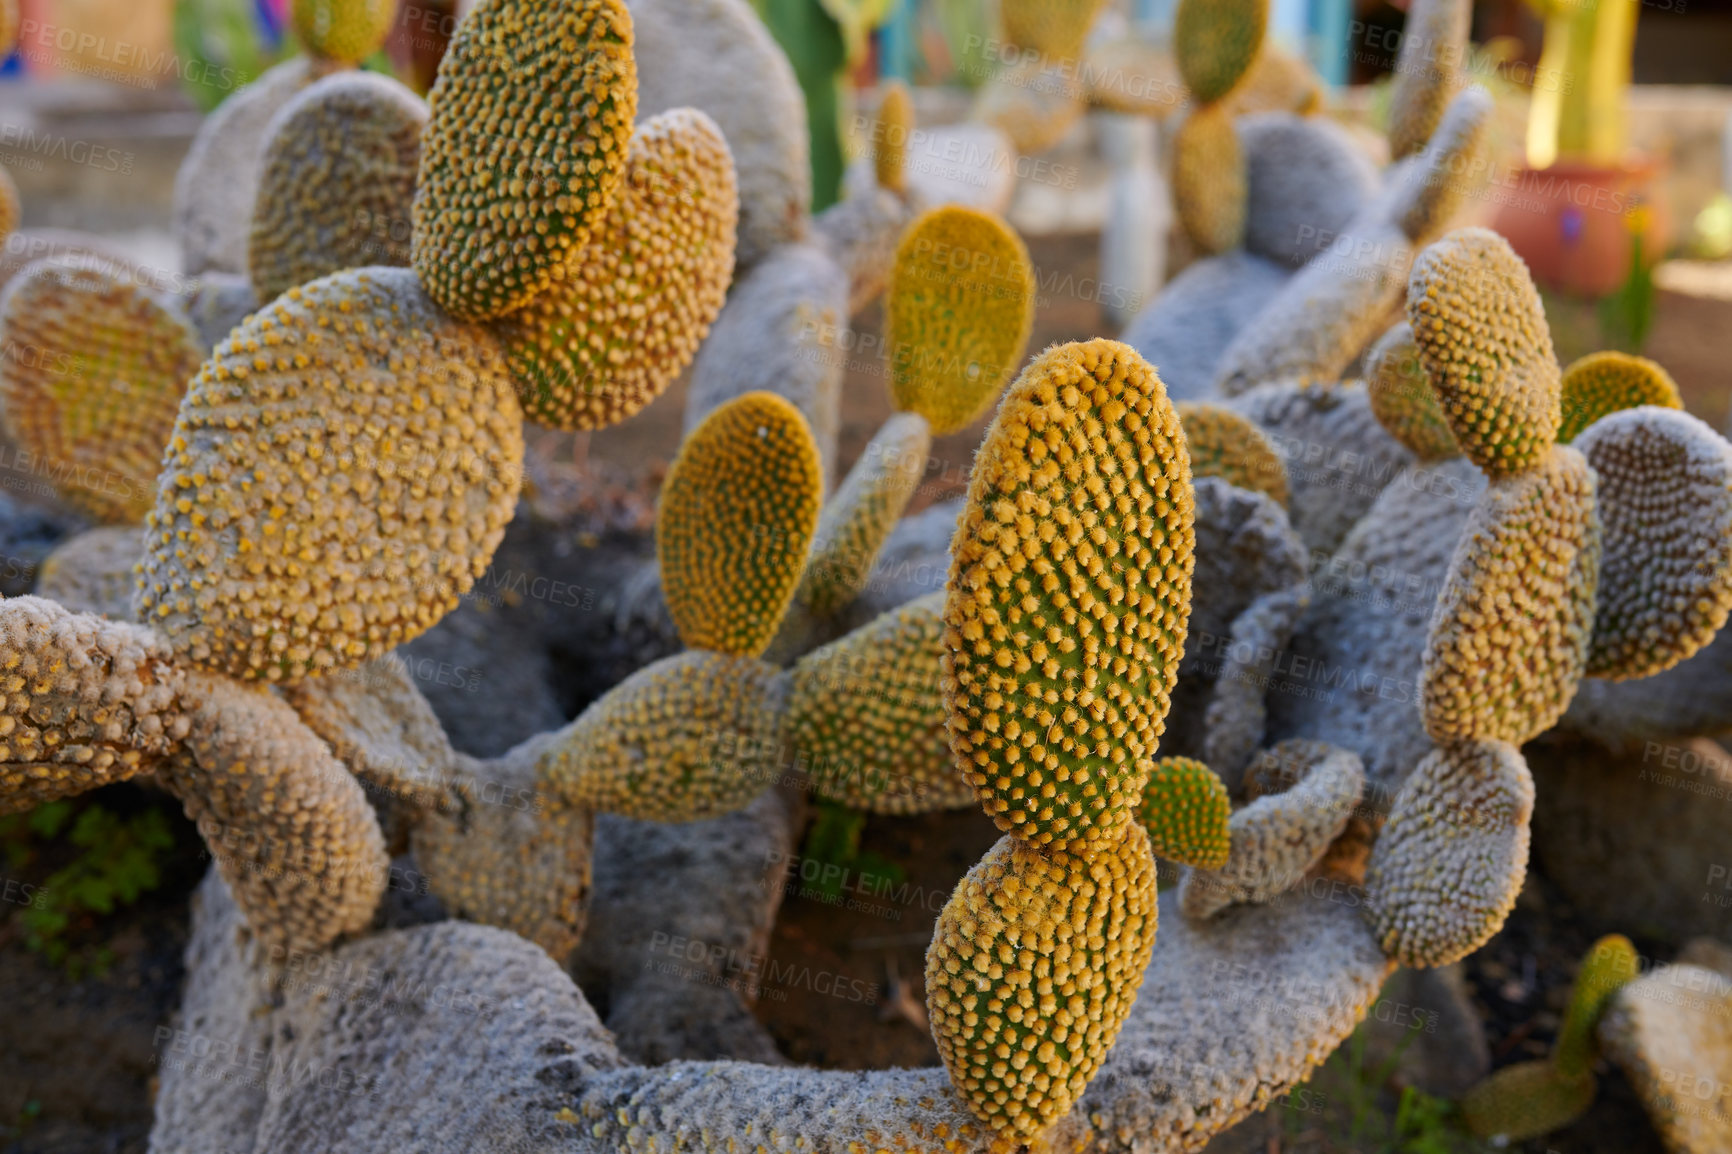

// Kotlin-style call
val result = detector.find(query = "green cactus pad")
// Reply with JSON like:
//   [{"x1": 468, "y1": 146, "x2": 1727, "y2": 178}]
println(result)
[
  {"x1": 1575, "y1": 407, "x2": 1732, "y2": 681},
  {"x1": 1174, "y1": 0, "x2": 1268, "y2": 104},
  {"x1": 291, "y1": 0, "x2": 396, "y2": 65},
  {"x1": 1176, "y1": 401, "x2": 1288, "y2": 506},
  {"x1": 1557, "y1": 350, "x2": 1683, "y2": 443},
  {"x1": 133, "y1": 267, "x2": 525, "y2": 683},
  {"x1": 789, "y1": 593, "x2": 977, "y2": 814},
  {"x1": 1461, "y1": 1061, "x2": 1596, "y2": 1143},
  {"x1": 1366, "y1": 321, "x2": 1460, "y2": 462},
  {"x1": 1420, "y1": 446, "x2": 1600, "y2": 745},
  {"x1": 411, "y1": 0, "x2": 638, "y2": 321},
  {"x1": 1173, "y1": 104, "x2": 1247, "y2": 256},
  {"x1": 491, "y1": 107, "x2": 739, "y2": 432},
  {"x1": 943, "y1": 338, "x2": 1195, "y2": 855},
  {"x1": 1407, "y1": 228, "x2": 1561, "y2": 478},
  {"x1": 248, "y1": 72, "x2": 427, "y2": 303},
  {"x1": 536, "y1": 649, "x2": 787, "y2": 823},
  {"x1": 657, "y1": 391, "x2": 823, "y2": 657},
  {"x1": 1136, "y1": 756, "x2": 1230, "y2": 869},
  {"x1": 1555, "y1": 933, "x2": 1640, "y2": 1079},
  {"x1": 0, "y1": 258, "x2": 203, "y2": 523},
  {"x1": 796, "y1": 412, "x2": 931, "y2": 617},
  {"x1": 926, "y1": 825, "x2": 1157, "y2": 1140},
  {"x1": 887, "y1": 205, "x2": 1035, "y2": 436}
]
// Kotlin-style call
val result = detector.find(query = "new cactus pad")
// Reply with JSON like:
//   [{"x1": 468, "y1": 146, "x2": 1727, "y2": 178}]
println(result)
[
  {"x1": 1557, "y1": 350, "x2": 1683, "y2": 443},
  {"x1": 1366, "y1": 321, "x2": 1460, "y2": 461},
  {"x1": 789, "y1": 593, "x2": 976, "y2": 813},
  {"x1": 1555, "y1": 933, "x2": 1640, "y2": 1078},
  {"x1": 874, "y1": 80, "x2": 913, "y2": 193},
  {"x1": 0, "y1": 259, "x2": 203, "y2": 523},
  {"x1": 132, "y1": 267, "x2": 526, "y2": 683},
  {"x1": 491, "y1": 108, "x2": 739, "y2": 431},
  {"x1": 657, "y1": 391, "x2": 823, "y2": 657},
  {"x1": 942, "y1": 339, "x2": 1195, "y2": 855},
  {"x1": 1172, "y1": 105, "x2": 1247, "y2": 255},
  {"x1": 411, "y1": 0, "x2": 638, "y2": 321},
  {"x1": 1135, "y1": 756, "x2": 1230, "y2": 869},
  {"x1": 1460, "y1": 1060, "x2": 1597, "y2": 1142},
  {"x1": 925, "y1": 825, "x2": 1158, "y2": 1140},
  {"x1": 887, "y1": 206, "x2": 1035, "y2": 436},
  {"x1": 1174, "y1": 0, "x2": 1267, "y2": 104},
  {"x1": 1176, "y1": 401, "x2": 1288, "y2": 506}
]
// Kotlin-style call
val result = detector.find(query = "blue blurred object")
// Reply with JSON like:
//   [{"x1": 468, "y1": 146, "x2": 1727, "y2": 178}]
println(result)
[
  {"x1": 253, "y1": 0, "x2": 287, "y2": 47},
  {"x1": 1307, "y1": 0, "x2": 1350, "y2": 86},
  {"x1": 879, "y1": 0, "x2": 911, "y2": 79}
]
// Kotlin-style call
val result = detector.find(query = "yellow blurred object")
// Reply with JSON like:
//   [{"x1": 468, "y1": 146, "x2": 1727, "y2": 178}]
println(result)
[{"x1": 25, "y1": 0, "x2": 179, "y2": 89}]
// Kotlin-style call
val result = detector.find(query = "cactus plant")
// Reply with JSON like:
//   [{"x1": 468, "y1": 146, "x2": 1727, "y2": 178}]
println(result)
[
  {"x1": 1366, "y1": 321, "x2": 1460, "y2": 462},
  {"x1": 1136, "y1": 756, "x2": 1231, "y2": 869},
  {"x1": 1557, "y1": 351, "x2": 1682, "y2": 443},
  {"x1": 290, "y1": 0, "x2": 397, "y2": 66},
  {"x1": 1177, "y1": 401, "x2": 1289, "y2": 506}
]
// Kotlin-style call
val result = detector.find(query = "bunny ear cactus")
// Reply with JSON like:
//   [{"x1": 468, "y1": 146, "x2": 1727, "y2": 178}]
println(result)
[
  {"x1": 1136, "y1": 756, "x2": 1230, "y2": 869},
  {"x1": 1176, "y1": 401, "x2": 1288, "y2": 506},
  {"x1": 0, "y1": 166, "x2": 18, "y2": 245},
  {"x1": 1173, "y1": 105, "x2": 1247, "y2": 255},
  {"x1": 248, "y1": 72, "x2": 428, "y2": 303},
  {"x1": 491, "y1": 107, "x2": 740, "y2": 431},
  {"x1": 1386, "y1": 0, "x2": 1471, "y2": 160},
  {"x1": 789, "y1": 592, "x2": 977, "y2": 813},
  {"x1": 888, "y1": 205, "x2": 1035, "y2": 436},
  {"x1": 1174, "y1": 0, "x2": 1267, "y2": 104},
  {"x1": 998, "y1": 0, "x2": 1105, "y2": 64},
  {"x1": 874, "y1": 80, "x2": 913, "y2": 194},
  {"x1": 1557, "y1": 351, "x2": 1682, "y2": 443},
  {"x1": 0, "y1": 258, "x2": 203, "y2": 523},
  {"x1": 132, "y1": 267, "x2": 525, "y2": 683},
  {"x1": 291, "y1": 0, "x2": 397, "y2": 66},
  {"x1": 1366, "y1": 321, "x2": 1460, "y2": 462},
  {"x1": 1554, "y1": 933, "x2": 1641, "y2": 1079},
  {"x1": 928, "y1": 337, "x2": 1190, "y2": 1139},
  {"x1": 410, "y1": 0, "x2": 638, "y2": 321}
]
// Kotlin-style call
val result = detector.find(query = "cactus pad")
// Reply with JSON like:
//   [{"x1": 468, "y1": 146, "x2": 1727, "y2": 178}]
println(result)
[
  {"x1": 789, "y1": 593, "x2": 976, "y2": 814},
  {"x1": 1407, "y1": 228, "x2": 1561, "y2": 477},
  {"x1": 411, "y1": 0, "x2": 637, "y2": 321},
  {"x1": 1385, "y1": 0, "x2": 1470, "y2": 160},
  {"x1": 1557, "y1": 351, "x2": 1683, "y2": 443},
  {"x1": 1136, "y1": 756, "x2": 1230, "y2": 869},
  {"x1": 1420, "y1": 446, "x2": 1600, "y2": 744},
  {"x1": 943, "y1": 339, "x2": 1195, "y2": 855},
  {"x1": 291, "y1": 0, "x2": 396, "y2": 65},
  {"x1": 797, "y1": 411, "x2": 930, "y2": 617},
  {"x1": 1176, "y1": 401, "x2": 1288, "y2": 506},
  {"x1": 1174, "y1": 0, "x2": 1267, "y2": 104},
  {"x1": 1173, "y1": 104, "x2": 1247, "y2": 256},
  {"x1": 536, "y1": 650, "x2": 786, "y2": 822},
  {"x1": 926, "y1": 825, "x2": 1157, "y2": 1140},
  {"x1": 1575, "y1": 407, "x2": 1732, "y2": 680},
  {"x1": 133, "y1": 267, "x2": 525, "y2": 683},
  {"x1": 1555, "y1": 933, "x2": 1640, "y2": 1079},
  {"x1": 1365, "y1": 739, "x2": 1533, "y2": 968},
  {"x1": 1366, "y1": 321, "x2": 1459, "y2": 461},
  {"x1": 998, "y1": 0, "x2": 1105, "y2": 63},
  {"x1": 492, "y1": 107, "x2": 738, "y2": 432},
  {"x1": 0, "y1": 165, "x2": 18, "y2": 244},
  {"x1": 0, "y1": 258, "x2": 203, "y2": 523},
  {"x1": 874, "y1": 80, "x2": 913, "y2": 193},
  {"x1": 658, "y1": 391, "x2": 823, "y2": 656},
  {"x1": 973, "y1": 59, "x2": 1087, "y2": 157},
  {"x1": 1460, "y1": 1061, "x2": 1596, "y2": 1143},
  {"x1": 248, "y1": 72, "x2": 427, "y2": 303},
  {"x1": 887, "y1": 206, "x2": 1035, "y2": 436}
]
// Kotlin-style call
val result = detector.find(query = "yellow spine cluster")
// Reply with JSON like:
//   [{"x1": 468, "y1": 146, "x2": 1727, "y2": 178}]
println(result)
[
  {"x1": 491, "y1": 107, "x2": 739, "y2": 432},
  {"x1": 410, "y1": 0, "x2": 638, "y2": 321},
  {"x1": 887, "y1": 206, "x2": 1035, "y2": 436},
  {"x1": 657, "y1": 391, "x2": 823, "y2": 657}
]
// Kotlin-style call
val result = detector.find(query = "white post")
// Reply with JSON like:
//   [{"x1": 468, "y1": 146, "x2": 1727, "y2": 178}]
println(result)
[{"x1": 1098, "y1": 112, "x2": 1170, "y2": 332}]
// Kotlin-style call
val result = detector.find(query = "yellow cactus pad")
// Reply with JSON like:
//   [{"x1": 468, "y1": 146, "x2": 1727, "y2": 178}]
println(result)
[
  {"x1": 1575, "y1": 407, "x2": 1732, "y2": 680},
  {"x1": 874, "y1": 80, "x2": 913, "y2": 193},
  {"x1": 1407, "y1": 228, "x2": 1561, "y2": 478},
  {"x1": 1176, "y1": 401, "x2": 1288, "y2": 506},
  {"x1": 796, "y1": 411, "x2": 931, "y2": 617},
  {"x1": 492, "y1": 107, "x2": 738, "y2": 431},
  {"x1": 1557, "y1": 350, "x2": 1683, "y2": 443},
  {"x1": 1420, "y1": 446, "x2": 1600, "y2": 745},
  {"x1": 789, "y1": 593, "x2": 976, "y2": 815},
  {"x1": 411, "y1": 0, "x2": 637, "y2": 321},
  {"x1": 0, "y1": 259, "x2": 202, "y2": 523},
  {"x1": 248, "y1": 72, "x2": 427, "y2": 303},
  {"x1": 658, "y1": 391, "x2": 823, "y2": 656},
  {"x1": 1461, "y1": 1061, "x2": 1596, "y2": 1143},
  {"x1": 1174, "y1": 0, "x2": 1268, "y2": 104},
  {"x1": 1173, "y1": 104, "x2": 1247, "y2": 256},
  {"x1": 536, "y1": 650, "x2": 786, "y2": 823},
  {"x1": 1136, "y1": 755, "x2": 1230, "y2": 869},
  {"x1": 887, "y1": 205, "x2": 1035, "y2": 436},
  {"x1": 0, "y1": 165, "x2": 18, "y2": 244},
  {"x1": 926, "y1": 825, "x2": 1157, "y2": 1140},
  {"x1": 943, "y1": 339, "x2": 1195, "y2": 855},
  {"x1": 291, "y1": 0, "x2": 396, "y2": 65},
  {"x1": 1366, "y1": 321, "x2": 1460, "y2": 462},
  {"x1": 133, "y1": 267, "x2": 525, "y2": 683},
  {"x1": 999, "y1": 0, "x2": 1105, "y2": 63},
  {"x1": 1555, "y1": 934, "x2": 1640, "y2": 1079}
]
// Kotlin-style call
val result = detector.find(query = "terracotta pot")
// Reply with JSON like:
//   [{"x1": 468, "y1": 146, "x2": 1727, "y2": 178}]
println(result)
[{"x1": 1490, "y1": 156, "x2": 1672, "y2": 297}]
